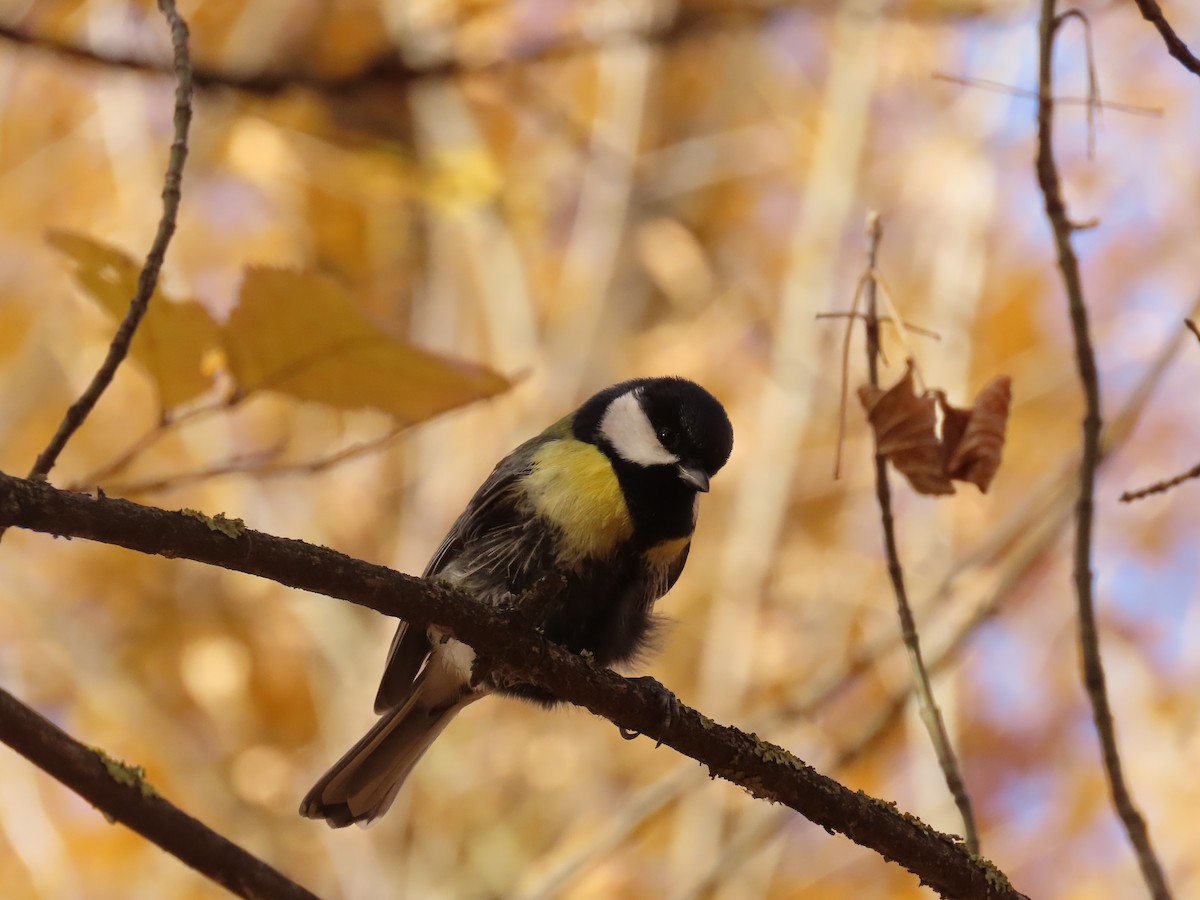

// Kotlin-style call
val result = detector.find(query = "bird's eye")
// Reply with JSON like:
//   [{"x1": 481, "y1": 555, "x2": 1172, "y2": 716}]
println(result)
[{"x1": 656, "y1": 426, "x2": 680, "y2": 451}]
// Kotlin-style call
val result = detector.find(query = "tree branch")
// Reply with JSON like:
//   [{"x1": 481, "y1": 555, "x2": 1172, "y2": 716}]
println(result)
[
  {"x1": 1035, "y1": 5, "x2": 1172, "y2": 898},
  {"x1": 1119, "y1": 460, "x2": 1200, "y2": 502},
  {"x1": 0, "y1": 470, "x2": 1027, "y2": 900},
  {"x1": 0, "y1": 686, "x2": 318, "y2": 900},
  {"x1": 0, "y1": 6, "x2": 763, "y2": 97},
  {"x1": 860, "y1": 213, "x2": 979, "y2": 853},
  {"x1": 1131, "y1": 0, "x2": 1200, "y2": 78},
  {"x1": 25, "y1": 0, "x2": 192, "y2": 483},
  {"x1": 1119, "y1": 319, "x2": 1200, "y2": 502}
]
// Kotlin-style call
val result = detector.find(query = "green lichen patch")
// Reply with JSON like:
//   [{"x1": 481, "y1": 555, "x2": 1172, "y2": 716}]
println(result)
[
  {"x1": 180, "y1": 507, "x2": 245, "y2": 538},
  {"x1": 93, "y1": 747, "x2": 158, "y2": 799},
  {"x1": 752, "y1": 739, "x2": 806, "y2": 771}
]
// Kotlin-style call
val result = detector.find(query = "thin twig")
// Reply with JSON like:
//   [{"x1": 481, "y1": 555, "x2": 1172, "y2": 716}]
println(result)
[
  {"x1": 872, "y1": 272, "x2": 917, "y2": 361},
  {"x1": 861, "y1": 212, "x2": 979, "y2": 853},
  {"x1": 65, "y1": 400, "x2": 232, "y2": 491},
  {"x1": 1120, "y1": 462, "x2": 1200, "y2": 503},
  {"x1": 828, "y1": 270, "x2": 943, "y2": 479},
  {"x1": 815, "y1": 311, "x2": 942, "y2": 340},
  {"x1": 1035, "y1": 4, "x2": 1172, "y2": 897},
  {"x1": 0, "y1": 7, "x2": 761, "y2": 97},
  {"x1": 931, "y1": 72, "x2": 1162, "y2": 116},
  {"x1": 26, "y1": 0, "x2": 192, "y2": 483},
  {"x1": 1131, "y1": 0, "x2": 1200, "y2": 78},
  {"x1": 103, "y1": 426, "x2": 408, "y2": 495},
  {"x1": 1056, "y1": 10, "x2": 1102, "y2": 160},
  {"x1": 1119, "y1": 319, "x2": 1200, "y2": 502},
  {"x1": 0, "y1": 687, "x2": 317, "y2": 900},
  {"x1": 833, "y1": 273, "x2": 868, "y2": 479}
]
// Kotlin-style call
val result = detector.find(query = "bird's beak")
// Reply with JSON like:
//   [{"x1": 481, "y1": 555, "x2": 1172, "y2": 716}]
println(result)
[{"x1": 677, "y1": 464, "x2": 710, "y2": 493}]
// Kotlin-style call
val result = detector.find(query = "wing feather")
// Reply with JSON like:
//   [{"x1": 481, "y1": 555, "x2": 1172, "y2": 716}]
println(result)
[{"x1": 373, "y1": 449, "x2": 537, "y2": 713}]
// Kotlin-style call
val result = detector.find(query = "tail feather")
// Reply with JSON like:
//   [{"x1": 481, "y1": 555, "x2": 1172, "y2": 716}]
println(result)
[{"x1": 300, "y1": 696, "x2": 462, "y2": 828}]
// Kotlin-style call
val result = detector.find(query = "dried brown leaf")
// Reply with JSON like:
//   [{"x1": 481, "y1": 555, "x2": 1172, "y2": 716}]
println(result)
[
  {"x1": 859, "y1": 363, "x2": 1012, "y2": 496},
  {"x1": 946, "y1": 376, "x2": 1012, "y2": 493},
  {"x1": 858, "y1": 362, "x2": 955, "y2": 496}
]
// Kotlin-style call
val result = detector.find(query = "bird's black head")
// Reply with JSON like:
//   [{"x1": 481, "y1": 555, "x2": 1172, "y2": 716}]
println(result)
[{"x1": 574, "y1": 377, "x2": 734, "y2": 493}]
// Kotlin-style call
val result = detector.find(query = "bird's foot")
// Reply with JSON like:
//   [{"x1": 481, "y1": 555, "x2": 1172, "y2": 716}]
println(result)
[
  {"x1": 519, "y1": 574, "x2": 567, "y2": 630},
  {"x1": 619, "y1": 676, "x2": 680, "y2": 748}
]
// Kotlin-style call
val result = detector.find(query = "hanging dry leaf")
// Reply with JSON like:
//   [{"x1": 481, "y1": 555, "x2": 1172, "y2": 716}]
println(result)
[
  {"x1": 945, "y1": 376, "x2": 1012, "y2": 492},
  {"x1": 858, "y1": 361, "x2": 1011, "y2": 496},
  {"x1": 858, "y1": 364, "x2": 955, "y2": 495},
  {"x1": 224, "y1": 268, "x2": 510, "y2": 422},
  {"x1": 47, "y1": 230, "x2": 222, "y2": 409}
]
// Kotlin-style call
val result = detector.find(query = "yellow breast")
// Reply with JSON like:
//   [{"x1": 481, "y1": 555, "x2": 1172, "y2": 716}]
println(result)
[{"x1": 524, "y1": 439, "x2": 633, "y2": 564}]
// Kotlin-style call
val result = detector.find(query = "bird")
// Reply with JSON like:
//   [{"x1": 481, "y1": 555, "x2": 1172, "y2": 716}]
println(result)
[{"x1": 300, "y1": 376, "x2": 734, "y2": 827}]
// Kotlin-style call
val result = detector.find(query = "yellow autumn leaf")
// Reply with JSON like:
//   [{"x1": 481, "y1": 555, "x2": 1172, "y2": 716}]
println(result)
[
  {"x1": 46, "y1": 231, "x2": 221, "y2": 409},
  {"x1": 224, "y1": 268, "x2": 509, "y2": 421}
]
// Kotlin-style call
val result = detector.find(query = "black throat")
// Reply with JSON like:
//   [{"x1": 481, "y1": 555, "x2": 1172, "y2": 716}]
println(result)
[{"x1": 606, "y1": 456, "x2": 697, "y2": 546}]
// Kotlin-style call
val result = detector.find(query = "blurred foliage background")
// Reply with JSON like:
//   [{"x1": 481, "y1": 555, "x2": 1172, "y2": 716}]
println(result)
[{"x1": 1, "y1": 0, "x2": 1199, "y2": 897}]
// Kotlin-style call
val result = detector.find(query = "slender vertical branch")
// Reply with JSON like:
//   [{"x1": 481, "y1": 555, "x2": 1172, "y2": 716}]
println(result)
[
  {"x1": 861, "y1": 213, "x2": 980, "y2": 853},
  {"x1": 26, "y1": 0, "x2": 193, "y2": 483},
  {"x1": 1035, "y1": 5, "x2": 1172, "y2": 897}
]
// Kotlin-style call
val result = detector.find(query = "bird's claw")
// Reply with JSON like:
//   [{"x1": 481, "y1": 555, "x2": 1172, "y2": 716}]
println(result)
[{"x1": 620, "y1": 676, "x2": 681, "y2": 747}]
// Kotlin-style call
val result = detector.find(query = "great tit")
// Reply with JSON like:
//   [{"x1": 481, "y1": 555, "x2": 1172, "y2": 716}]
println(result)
[{"x1": 300, "y1": 377, "x2": 733, "y2": 827}]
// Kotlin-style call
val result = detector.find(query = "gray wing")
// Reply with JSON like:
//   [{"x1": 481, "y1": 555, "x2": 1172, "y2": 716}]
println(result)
[{"x1": 373, "y1": 448, "x2": 537, "y2": 713}]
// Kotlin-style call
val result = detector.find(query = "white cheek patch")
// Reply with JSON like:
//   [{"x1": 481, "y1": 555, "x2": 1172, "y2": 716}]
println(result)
[{"x1": 599, "y1": 390, "x2": 679, "y2": 466}]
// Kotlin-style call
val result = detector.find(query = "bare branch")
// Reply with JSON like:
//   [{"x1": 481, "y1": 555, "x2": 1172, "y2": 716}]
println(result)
[
  {"x1": 815, "y1": 312, "x2": 942, "y2": 339},
  {"x1": 1185, "y1": 318, "x2": 1200, "y2": 344},
  {"x1": 1055, "y1": 10, "x2": 1102, "y2": 159},
  {"x1": 0, "y1": 470, "x2": 1028, "y2": 900},
  {"x1": 1131, "y1": 0, "x2": 1200, "y2": 78},
  {"x1": 1119, "y1": 318, "x2": 1200, "y2": 502},
  {"x1": 97, "y1": 426, "x2": 406, "y2": 496},
  {"x1": 26, "y1": 0, "x2": 193, "y2": 483},
  {"x1": 0, "y1": 686, "x2": 317, "y2": 900},
  {"x1": 1035, "y1": 4, "x2": 1172, "y2": 897},
  {"x1": 0, "y1": 7, "x2": 763, "y2": 97},
  {"x1": 859, "y1": 213, "x2": 980, "y2": 853},
  {"x1": 931, "y1": 71, "x2": 1162, "y2": 116},
  {"x1": 1120, "y1": 462, "x2": 1200, "y2": 503},
  {"x1": 832, "y1": 272, "x2": 868, "y2": 479},
  {"x1": 64, "y1": 400, "x2": 233, "y2": 492}
]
